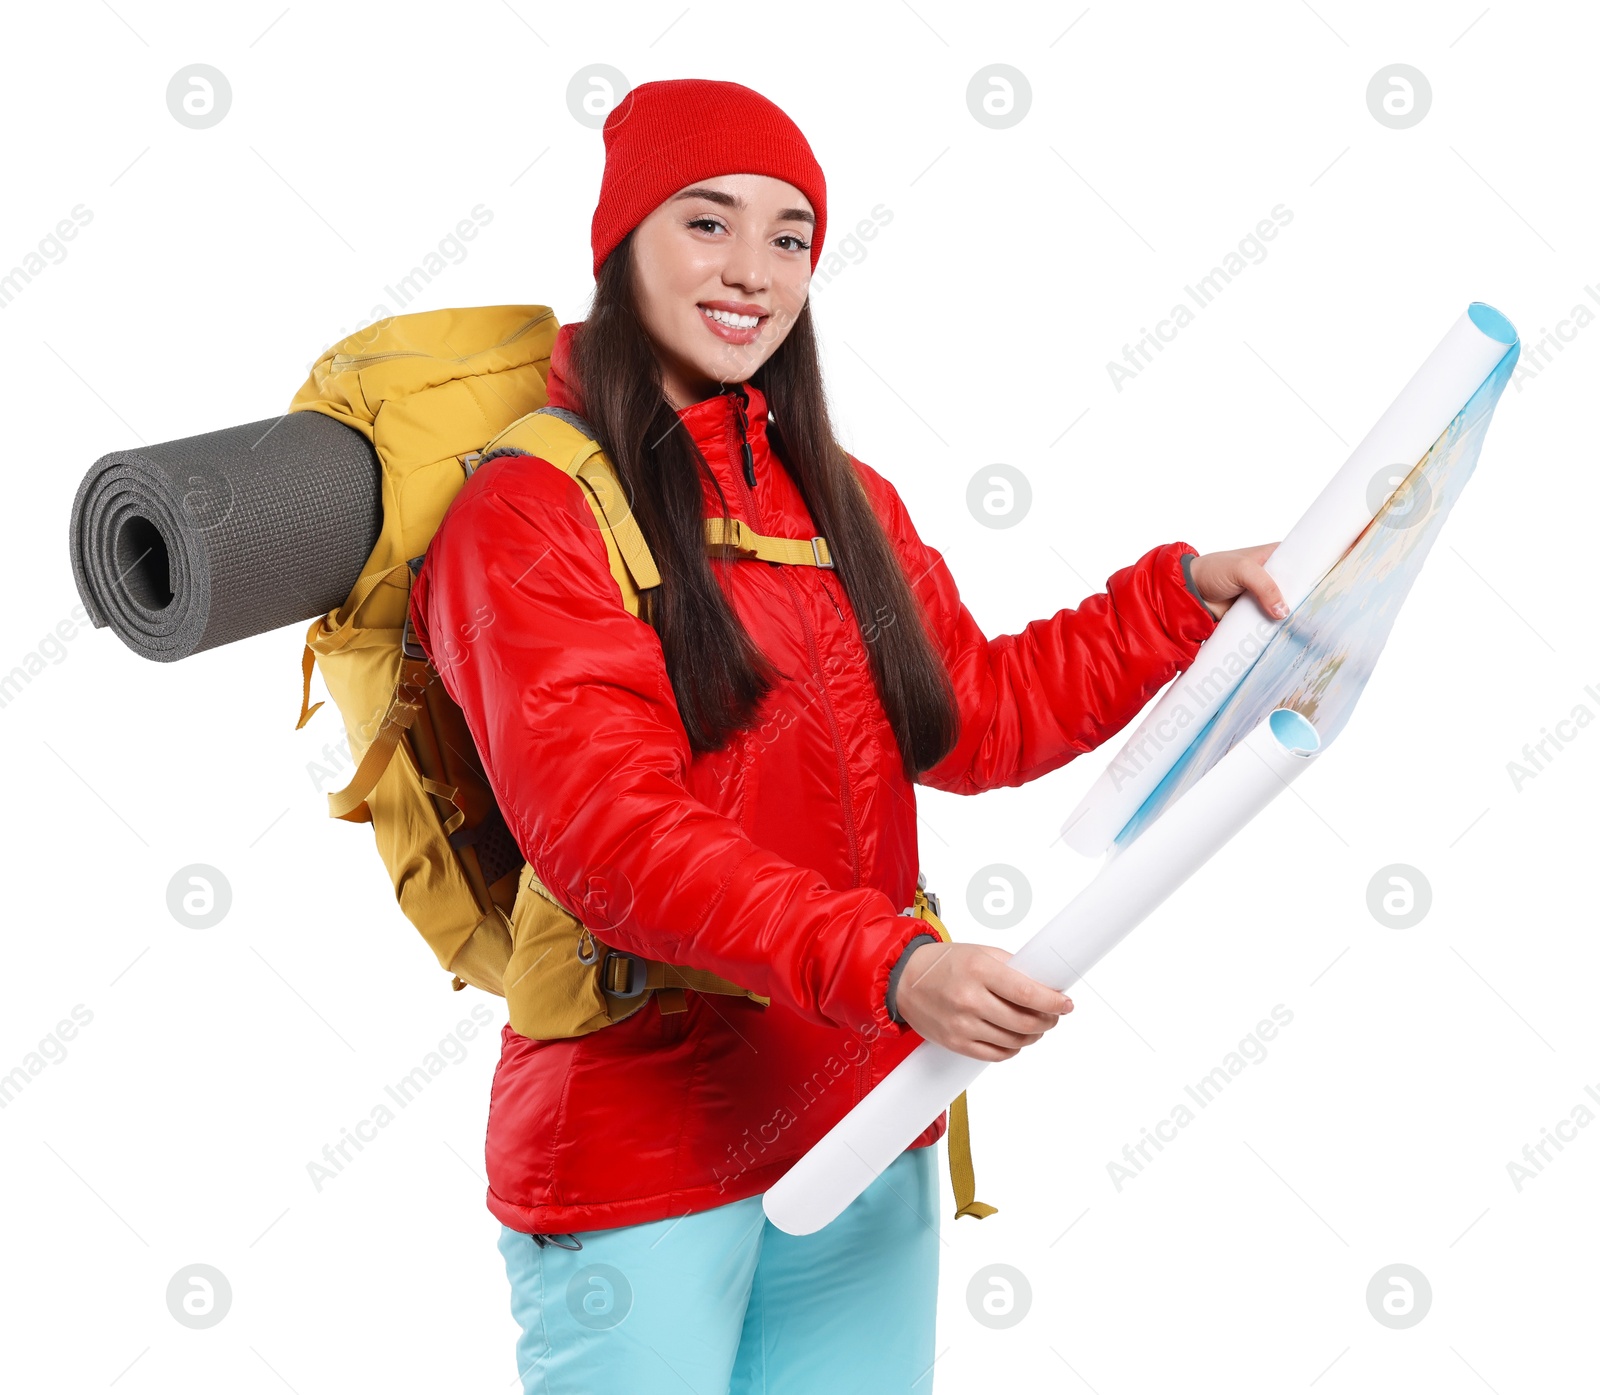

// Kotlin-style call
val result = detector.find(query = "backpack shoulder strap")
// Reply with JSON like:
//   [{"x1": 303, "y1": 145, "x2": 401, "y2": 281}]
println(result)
[
  {"x1": 907, "y1": 882, "x2": 999, "y2": 1223},
  {"x1": 478, "y1": 408, "x2": 661, "y2": 613}
]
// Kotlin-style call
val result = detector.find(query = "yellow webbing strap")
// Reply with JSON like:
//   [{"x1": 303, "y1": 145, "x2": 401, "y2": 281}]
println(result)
[
  {"x1": 576, "y1": 455, "x2": 660, "y2": 591},
  {"x1": 532, "y1": 866, "x2": 772, "y2": 1018},
  {"x1": 297, "y1": 631, "x2": 324, "y2": 729},
  {"x1": 947, "y1": 1091, "x2": 998, "y2": 1221},
  {"x1": 913, "y1": 886, "x2": 999, "y2": 1221},
  {"x1": 419, "y1": 776, "x2": 465, "y2": 835},
  {"x1": 296, "y1": 560, "x2": 410, "y2": 730},
  {"x1": 705, "y1": 516, "x2": 833, "y2": 568},
  {"x1": 491, "y1": 416, "x2": 836, "y2": 575},
  {"x1": 600, "y1": 953, "x2": 770, "y2": 1006},
  {"x1": 485, "y1": 412, "x2": 661, "y2": 593},
  {"x1": 324, "y1": 655, "x2": 435, "y2": 822}
]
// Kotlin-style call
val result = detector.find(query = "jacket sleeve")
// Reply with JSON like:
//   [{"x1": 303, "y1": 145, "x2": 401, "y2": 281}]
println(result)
[
  {"x1": 851, "y1": 457, "x2": 1219, "y2": 796},
  {"x1": 408, "y1": 455, "x2": 930, "y2": 1035}
]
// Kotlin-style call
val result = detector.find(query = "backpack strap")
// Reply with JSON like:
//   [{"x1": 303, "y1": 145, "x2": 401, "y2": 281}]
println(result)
[
  {"x1": 309, "y1": 554, "x2": 450, "y2": 824},
  {"x1": 325, "y1": 652, "x2": 434, "y2": 823},
  {"x1": 295, "y1": 558, "x2": 412, "y2": 731},
  {"x1": 483, "y1": 410, "x2": 838, "y2": 592},
  {"x1": 595, "y1": 948, "x2": 772, "y2": 1007},
  {"x1": 704, "y1": 516, "x2": 833, "y2": 568},
  {"x1": 479, "y1": 409, "x2": 661, "y2": 600},
  {"x1": 909, "y1": 881, "x2": 999, "y2": 1222}
]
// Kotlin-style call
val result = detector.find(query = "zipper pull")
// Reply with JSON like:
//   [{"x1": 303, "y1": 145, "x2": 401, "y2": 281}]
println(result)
[
  {"x1": 820, "y1": 572, "x2": 844, "y2": 621},
  {"x1": 725, "y1": 382, "x2": 757, "y2": 489}
]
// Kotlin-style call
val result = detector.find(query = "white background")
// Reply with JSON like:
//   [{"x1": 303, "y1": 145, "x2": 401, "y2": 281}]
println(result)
[{"x1": 3, "y1": 1, "x2": 1595, "y2": 1390}]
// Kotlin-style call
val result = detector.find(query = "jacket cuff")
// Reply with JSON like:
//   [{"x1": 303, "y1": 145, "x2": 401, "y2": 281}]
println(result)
[
  {"x1": 1180, "y1": 550, "x2": 1218, "y2": 619},
  {"x1": 1165, "y1": 541, "x2": 1221, "y2": 642},
  {"x1": 885, "y1": 932, "x2": 939, "y2": 1025}
]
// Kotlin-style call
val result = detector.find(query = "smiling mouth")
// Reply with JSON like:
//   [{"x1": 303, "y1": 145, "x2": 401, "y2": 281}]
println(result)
[
  {"x1": 696, "y1": 304, "x2": 769, "y2": 345},
  {"x1": 698, "y1": 305, "x2": 767, "y2": 329}
]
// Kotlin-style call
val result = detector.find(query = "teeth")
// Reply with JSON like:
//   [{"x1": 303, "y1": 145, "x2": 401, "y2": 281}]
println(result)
[{"x1": 700, "y1": 306, "x2": 761, "y2": 329}]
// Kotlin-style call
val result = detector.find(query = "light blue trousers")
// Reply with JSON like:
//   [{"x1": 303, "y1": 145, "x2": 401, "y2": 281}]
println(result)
[{"x1": 497, "y1": 1144, "x2": 940, "y2": 1395}]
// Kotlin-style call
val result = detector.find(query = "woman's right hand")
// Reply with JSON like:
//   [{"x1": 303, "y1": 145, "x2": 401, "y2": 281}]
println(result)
[{"x1": 895, "y1": 941, "x2": 1074, "y2": 1061}]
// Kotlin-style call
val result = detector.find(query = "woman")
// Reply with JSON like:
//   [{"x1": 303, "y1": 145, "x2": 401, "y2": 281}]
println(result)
[{"x1": 410, "y1": 77, "x2": 1285, "y2": 1395}]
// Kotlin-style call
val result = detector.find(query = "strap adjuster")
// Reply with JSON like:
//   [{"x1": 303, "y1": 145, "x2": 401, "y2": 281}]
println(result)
[
  {"x1": 811, "y1": 537, "x2": 833, "y2": 568},
  {"x1": 601, "y1": 950, "x2": 648, "y2": 999},
  {"x1": 401, "y1": 615, "x2": 427, "y2": 661},
  {"x1": 401, "y1": 553, "x2": 429, "y2": 659}
]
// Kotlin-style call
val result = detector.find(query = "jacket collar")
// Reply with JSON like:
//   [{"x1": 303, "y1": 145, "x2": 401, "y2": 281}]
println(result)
[{"x1": 544, "y1": 320, "x2": 770, "y2": 488}]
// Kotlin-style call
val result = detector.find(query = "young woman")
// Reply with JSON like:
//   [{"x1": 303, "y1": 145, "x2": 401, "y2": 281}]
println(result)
[{"x1": 411, "y1": 77, "x2": 1285, "y2": 1395}]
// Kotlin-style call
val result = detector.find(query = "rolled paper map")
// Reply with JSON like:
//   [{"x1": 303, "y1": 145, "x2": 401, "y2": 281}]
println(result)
[
  {"x1": 762, "y1": 707, "x2": 1322, "y2": 1237},
  {"x1": 1060, "y1": 302, "x2": 1517, "y2": 856}
]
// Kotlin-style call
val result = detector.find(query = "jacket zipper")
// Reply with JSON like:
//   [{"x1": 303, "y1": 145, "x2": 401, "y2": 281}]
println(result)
[
  {"x1": 723, "y1": 384, "x2": 862, "y2": 887},
  {"x1": 817, "y1": 569, "x2": 845, "y2": 622},
  {"x1": 727, "y1": 382, "x2": 757, "y2": 489}
]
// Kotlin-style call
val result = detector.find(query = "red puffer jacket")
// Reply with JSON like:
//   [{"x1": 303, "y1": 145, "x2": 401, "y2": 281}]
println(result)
[{"x1": 409, "y1": 320, "x2": 1218, "y2": 1234}]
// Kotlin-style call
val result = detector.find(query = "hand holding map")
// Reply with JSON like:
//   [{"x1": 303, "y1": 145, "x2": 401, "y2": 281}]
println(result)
[{"x1": 763, "y1": 302, "x2": 1521, "y2": 1237}]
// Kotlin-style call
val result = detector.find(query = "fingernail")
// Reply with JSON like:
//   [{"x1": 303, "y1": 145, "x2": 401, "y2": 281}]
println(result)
[{"x1": 1273, "y1": 602, "x2": 1288, "y2": 618}]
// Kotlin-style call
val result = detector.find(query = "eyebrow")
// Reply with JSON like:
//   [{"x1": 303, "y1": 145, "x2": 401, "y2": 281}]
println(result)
[{"x1": 671, "y1": 185, "x2": 815, "y2": 227}]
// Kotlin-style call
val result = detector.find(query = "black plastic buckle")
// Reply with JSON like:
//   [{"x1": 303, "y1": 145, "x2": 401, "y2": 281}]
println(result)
[{"x1": 602, "y1": 950, "x2": 648, "y2": 999}]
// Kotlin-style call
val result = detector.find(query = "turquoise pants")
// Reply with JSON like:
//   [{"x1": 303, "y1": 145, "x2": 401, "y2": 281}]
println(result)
[{"x1": 497, "y1": 1144, "x2": 940, "y2": 1394}]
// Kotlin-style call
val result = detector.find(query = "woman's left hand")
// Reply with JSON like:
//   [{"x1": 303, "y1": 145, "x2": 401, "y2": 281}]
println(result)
[{"x1": 1188, "y1": 543, "x2": 1289, "y2": 622}]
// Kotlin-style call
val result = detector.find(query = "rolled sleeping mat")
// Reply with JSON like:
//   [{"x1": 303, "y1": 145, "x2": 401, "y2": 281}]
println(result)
[{"x1": 68, "y1": 412, "x2": 382, "y2": 662}]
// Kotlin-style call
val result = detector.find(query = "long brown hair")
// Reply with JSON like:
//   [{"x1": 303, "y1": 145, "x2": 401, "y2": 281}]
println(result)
[{"x1": 572, "y1": 230, "x2": 960, "y2": 780}]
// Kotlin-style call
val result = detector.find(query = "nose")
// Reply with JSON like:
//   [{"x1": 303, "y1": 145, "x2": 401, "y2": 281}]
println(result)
[{"x1": 719, "y1": 227, "x2": 771, "y2": 296}]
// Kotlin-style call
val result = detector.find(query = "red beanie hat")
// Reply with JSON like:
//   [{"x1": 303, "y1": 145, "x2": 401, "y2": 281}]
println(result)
[{"x1": 590, "y1": 78, "x2": 827, "y2": 281}]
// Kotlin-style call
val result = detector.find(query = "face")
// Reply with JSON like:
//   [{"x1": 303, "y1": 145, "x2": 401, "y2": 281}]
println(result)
[{"x1": 628, "y1": 172, "x2": 815, "y2": 408}]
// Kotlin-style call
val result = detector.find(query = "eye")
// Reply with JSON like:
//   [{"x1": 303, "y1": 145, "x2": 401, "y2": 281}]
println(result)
[
  {"x1": 686, "y1": 216, "x2": 725, "y2": 235},
  {"x1": 775, "y1": 233, "x2": 811, "y2": 252}
]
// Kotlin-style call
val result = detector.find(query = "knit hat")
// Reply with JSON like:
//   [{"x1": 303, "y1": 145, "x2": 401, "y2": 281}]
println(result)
[{"x1": 590, "y1": 78, "x2": 828, "y2": 281}]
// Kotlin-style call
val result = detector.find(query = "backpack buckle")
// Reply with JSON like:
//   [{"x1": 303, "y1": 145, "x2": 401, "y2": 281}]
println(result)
[
  {"x1": 601, "y1": 950, "x2": 649, "y2": 999},
  {"x1": 401, "y1": 614, "x2": 427, "y2": 661},
  {"x1": 811, "y1": 537, "x2": 833, "y2": 568},
  {"x1": 401, "y1": 553, "x2": 429, "y2": 660}
]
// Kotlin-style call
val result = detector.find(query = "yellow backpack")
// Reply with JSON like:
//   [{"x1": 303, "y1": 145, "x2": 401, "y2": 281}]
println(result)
[{"x1": 288, "y1": 303, "x2": 994, "y2": 1218}]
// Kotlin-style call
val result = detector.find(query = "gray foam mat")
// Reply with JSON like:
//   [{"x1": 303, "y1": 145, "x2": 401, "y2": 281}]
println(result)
[{"x1": 68, "y1": 411, "x2": 382, "y2": 662}]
